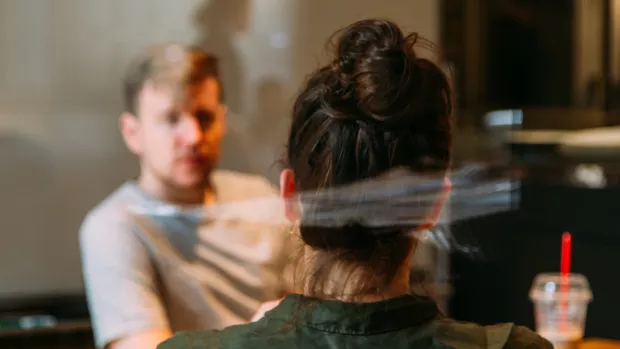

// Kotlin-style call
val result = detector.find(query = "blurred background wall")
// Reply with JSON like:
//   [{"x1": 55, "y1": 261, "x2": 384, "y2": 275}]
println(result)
[{"x1": 0, "y1": 0, "x2": 439, "y2": 299}]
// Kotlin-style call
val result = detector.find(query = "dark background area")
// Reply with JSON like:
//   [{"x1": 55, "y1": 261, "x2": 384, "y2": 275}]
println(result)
[{"x1": 442, "y1": 0, "x2": 620, "y2": 339}]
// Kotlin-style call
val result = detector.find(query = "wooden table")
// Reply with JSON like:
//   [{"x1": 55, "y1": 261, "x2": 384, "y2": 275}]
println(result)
[{"x1": 582, "y1": 339, "x2": 620, "y2": 349}]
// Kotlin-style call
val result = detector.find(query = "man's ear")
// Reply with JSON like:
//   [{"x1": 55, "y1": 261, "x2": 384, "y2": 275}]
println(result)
[
  {"x1": 280, "y1": 169, "x2": 300, "y2": 222},
  {"x1": 219, "y1": 105, "x2": 228, "y2": 137},
  {"x1": 119, "y1": 112, "x2": 142, "y2": 155}
]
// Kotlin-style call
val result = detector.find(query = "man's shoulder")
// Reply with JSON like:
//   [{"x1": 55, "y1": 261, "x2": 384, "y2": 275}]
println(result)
[
  {"x1": 434, "y1": 318, "x2": 552, "y2": 349},
  {"x1": 213, "y1": 170, "x2": 278, "y2": 200},
  {"x1": 79, "y1": 182, "x2": 141, "y2": 240}
]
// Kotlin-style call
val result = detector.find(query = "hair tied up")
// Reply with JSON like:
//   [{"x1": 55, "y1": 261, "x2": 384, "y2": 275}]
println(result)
[{"x1": 331, "y1": 52, "x2": 355, "y2": 76}]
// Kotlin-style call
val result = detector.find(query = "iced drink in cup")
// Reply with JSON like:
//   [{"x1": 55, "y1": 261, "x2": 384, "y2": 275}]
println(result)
[{"x1": 529, "y1": 273, "x2": 592, "y2": 349}]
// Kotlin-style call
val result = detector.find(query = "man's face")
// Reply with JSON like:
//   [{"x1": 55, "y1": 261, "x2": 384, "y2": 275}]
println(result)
[{"x1": 124, "y1": 77, "x2": 225, "y2": 192}]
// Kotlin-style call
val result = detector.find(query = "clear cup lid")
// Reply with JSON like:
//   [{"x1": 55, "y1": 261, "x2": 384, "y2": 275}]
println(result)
[{"x1": 529, "y1": 273, "x2": 592, "y2": 302}]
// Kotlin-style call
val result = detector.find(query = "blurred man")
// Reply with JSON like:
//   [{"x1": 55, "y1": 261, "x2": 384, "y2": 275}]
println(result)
[{"x1": 79, "y1": 44, "x2": 290, "y2": 349}]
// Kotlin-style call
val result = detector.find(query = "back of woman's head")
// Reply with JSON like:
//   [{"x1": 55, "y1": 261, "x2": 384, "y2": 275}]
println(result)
[{"x1": 286, "y1": 19, "x2": 453, "y2": 298}]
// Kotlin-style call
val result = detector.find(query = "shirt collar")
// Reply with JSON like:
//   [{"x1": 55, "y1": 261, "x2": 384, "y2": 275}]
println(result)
[{"x1": 265, "y1": 293, "x2": 438, "y2": 335}]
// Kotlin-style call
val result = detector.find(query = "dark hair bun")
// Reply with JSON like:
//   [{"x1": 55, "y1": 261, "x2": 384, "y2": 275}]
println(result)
[
  {"x1": 288, "y1": 19, "x2": 453, "y2": 255},
  {"x1": 328, "y1": 19, "x2": 449, "y2": 130}
]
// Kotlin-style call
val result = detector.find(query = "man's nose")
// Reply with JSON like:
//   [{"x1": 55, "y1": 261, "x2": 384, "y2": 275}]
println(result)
[{"x1": 179, "y1": 117, "x2": 204, "y2": 145}]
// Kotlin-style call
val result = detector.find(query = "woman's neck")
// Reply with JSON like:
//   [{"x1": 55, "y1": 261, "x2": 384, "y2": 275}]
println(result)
[
  {"x1": 346, "y1": 272, "x2": 411, "y2": 303},
  {"x1": 302, "y1": 246, "x2": 414, "y2": 303}
]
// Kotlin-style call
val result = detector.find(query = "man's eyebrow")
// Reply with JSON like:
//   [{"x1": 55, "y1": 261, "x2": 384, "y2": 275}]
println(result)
[{"x1": 155, "y1": 105, "x2": 178, "y2": 117}]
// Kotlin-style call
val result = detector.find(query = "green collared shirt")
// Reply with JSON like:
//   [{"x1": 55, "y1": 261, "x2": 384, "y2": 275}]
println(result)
[{"x1": 158, "y1": 294, "x2": 552, "y2": 349}]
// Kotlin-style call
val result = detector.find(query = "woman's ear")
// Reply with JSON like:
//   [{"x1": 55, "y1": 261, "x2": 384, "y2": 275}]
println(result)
[
  {"x1": 419, "y1": 176, "x2": 452, "y2": 230},
  {"x1": 280, "y1": 169, "x2": 300, "y2": 222}
]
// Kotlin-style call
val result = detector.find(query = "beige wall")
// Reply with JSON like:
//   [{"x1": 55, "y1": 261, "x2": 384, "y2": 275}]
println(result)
[
  {"x1": 612, "y1": 0, "x2": 620, "y2": 82},
  {"x1": 290, "y1": 0, "x2": 439, "y2": 87},
  {"x1": 0, "y1": 0, "x2": 439, "y2": 297},
  {"x1": 573, "y1": 0, "x2": 604, "y2": 105}
]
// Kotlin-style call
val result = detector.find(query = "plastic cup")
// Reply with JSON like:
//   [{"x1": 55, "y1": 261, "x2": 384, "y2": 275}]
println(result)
[{"x1": 529, "y1": 273, "x2": 592, "y2": 349}]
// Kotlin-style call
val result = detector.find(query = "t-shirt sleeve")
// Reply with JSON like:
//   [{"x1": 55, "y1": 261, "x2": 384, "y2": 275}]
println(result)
[{"x1": 80, "y1": 210, "x2": 170, "y2": 349}]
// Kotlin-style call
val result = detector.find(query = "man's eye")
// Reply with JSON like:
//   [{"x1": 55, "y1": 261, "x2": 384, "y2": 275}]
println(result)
[
  {"x1": 167, "y1": 113, "x2": 180, "y2": 124},
  {"x1": 196, "y1": 110, "x2": 215, "y2": 126}
]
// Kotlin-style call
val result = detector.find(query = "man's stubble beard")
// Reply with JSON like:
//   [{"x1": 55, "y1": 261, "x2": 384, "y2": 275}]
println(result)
[{"x1": 155, "y1": 160, "x2": 215, "y2": 203}]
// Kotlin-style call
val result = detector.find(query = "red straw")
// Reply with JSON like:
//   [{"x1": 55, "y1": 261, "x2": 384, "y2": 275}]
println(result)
[
  {"x1": 560, "y1": 232, "x2": 572, "y2": 330},
  {"x1": 561, "y1": 232, "x2": 572, "y2": 276}
]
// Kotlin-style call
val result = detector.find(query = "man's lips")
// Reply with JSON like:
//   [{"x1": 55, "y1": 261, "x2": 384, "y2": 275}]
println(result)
[{"x1": 179, "y1": 156, "x2": 206, "y2": 167}]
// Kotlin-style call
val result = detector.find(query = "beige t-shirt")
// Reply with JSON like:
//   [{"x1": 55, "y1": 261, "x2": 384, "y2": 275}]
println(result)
[{"x1": 79, "y1": 170, "x2": 292, "y2": 348}]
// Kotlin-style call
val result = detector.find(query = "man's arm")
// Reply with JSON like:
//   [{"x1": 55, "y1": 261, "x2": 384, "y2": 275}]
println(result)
[
  {"x1": 107, "y1": 329, "x2": 172, "y2": 349},
  {"x1": 250, "y1": 298, "x2": 283, "y2": 322},
  {"x1": 80, "y1": 211, "x2": 171, "y2": 349}
]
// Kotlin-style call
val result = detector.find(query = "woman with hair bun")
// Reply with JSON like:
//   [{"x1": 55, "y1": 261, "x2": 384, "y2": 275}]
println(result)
[{"x1": 159, "y1": 19, "x2": 551, "y2": 349}]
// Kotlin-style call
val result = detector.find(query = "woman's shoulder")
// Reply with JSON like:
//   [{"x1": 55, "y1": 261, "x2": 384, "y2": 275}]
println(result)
[
  {"x1": 501, "y1": 324, "x2": 554, "y2": 349},
  {"x1": 157, "y1": 317, "x2": 553, "y2": 349},
  {"x1": 157, "y1": 321, "x2": 276, "y2": 349},
  {"x1": 434, "y1": 318, "x2": 553, "y2": 349}
]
